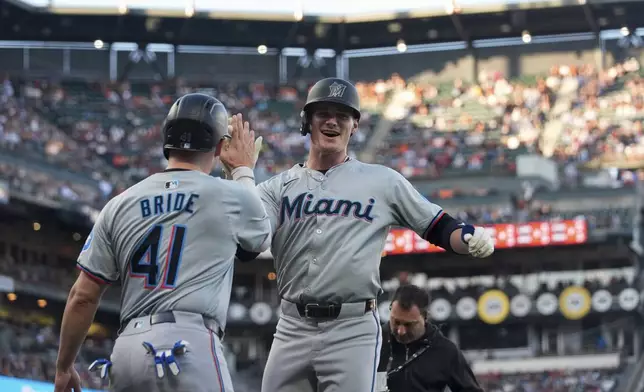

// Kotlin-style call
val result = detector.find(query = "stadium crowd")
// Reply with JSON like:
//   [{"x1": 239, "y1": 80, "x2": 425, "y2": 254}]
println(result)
[
  {"x1": 0, "y1": 314, "x2": 111, "y2": 390},
  {"x1": 1, "y1": 58, "x2": 642, "y2": 226},
  {"x1": 1, "y1": 59, "x2": 642, "y2": 179},
  {"x1": 478, "y1": 370, "x2": 619, "y2": 392}
]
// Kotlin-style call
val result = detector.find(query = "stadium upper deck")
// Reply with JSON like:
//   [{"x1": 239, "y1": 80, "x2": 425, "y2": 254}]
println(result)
[
  {"x1": 0, "y1": 0, "x2": 642, "y2": 88},
  {"x1": 2, "y1": 0, "x2": 644, "y2": 51}
]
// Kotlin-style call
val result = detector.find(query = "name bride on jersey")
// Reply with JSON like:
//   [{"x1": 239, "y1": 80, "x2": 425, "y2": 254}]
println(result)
[{"x1": 279, "y1": 192, "x2": 376, "y2": 225}]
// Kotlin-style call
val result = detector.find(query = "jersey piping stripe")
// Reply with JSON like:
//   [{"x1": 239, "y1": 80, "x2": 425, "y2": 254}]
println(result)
[
  {"x1": 75, "y1": 263, "x2": 115, "y2": 285},
  {"x1": 369, "y1": 310, "x2": 382, "y2": 392},
  {"x1": 422, "y1": 209, "x2": 445, "y2": 239},
  {"x1": 209, "y1": 330, "x2": 226, "y2": 392}
]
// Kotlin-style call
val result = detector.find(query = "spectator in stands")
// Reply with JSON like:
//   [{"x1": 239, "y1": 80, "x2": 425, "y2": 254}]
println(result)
[{"x1": 379, "y1": 284, "x2": 482, "y2": 392}]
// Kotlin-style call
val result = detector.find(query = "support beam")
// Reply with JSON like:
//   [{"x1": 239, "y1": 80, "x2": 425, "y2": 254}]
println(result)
[
  {"x1": 336, "y1": 22, "x2": 346, "y2": 78},
  {"x1": 580, "y1": 3, "x2": 602, "y2": 72},
  {"x1": 581, "y1": 2, "x2": 600, "y2": 39},
  {"x1": 281, "y1": 22, "x2": 300, "y2": 49},
  {"x1": 447, "y1": 5, "x2": 475, "y2": 81},
  {"x1": 448, "y1": 11, "x2": 471, "y2": 46}
]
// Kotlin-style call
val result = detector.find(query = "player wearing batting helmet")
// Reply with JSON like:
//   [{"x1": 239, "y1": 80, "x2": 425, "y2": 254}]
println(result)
[
  {"x1": 54, "y1": 93, "x2": 271, "y2": 392},
  {"x1": 222, "y1": 77, "x2": 495, "y2": 392},
  {"x1": 161, "y1": 92, "x2": 230, "y2": 160}
]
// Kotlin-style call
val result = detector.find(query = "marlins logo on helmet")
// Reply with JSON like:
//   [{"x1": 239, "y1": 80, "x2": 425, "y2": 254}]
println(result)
[
  {"x1": 299, "y1": 77, "x2": 361, "y2": 135},
  {"x1": 328, "y1": 82, "x2": 347, "y2": 98}
]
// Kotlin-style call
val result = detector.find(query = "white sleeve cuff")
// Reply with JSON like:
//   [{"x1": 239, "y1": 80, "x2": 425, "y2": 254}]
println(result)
[
  {"x1": 231, "y1": 166, "x2": 255, "y2": 180},
  {"x1": 231, "y1": 166, "x2": 255, "y2": 188}
]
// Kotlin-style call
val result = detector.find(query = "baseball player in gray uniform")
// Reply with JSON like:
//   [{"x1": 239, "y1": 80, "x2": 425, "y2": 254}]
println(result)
[
  {"x1": 53, "y1": 94, "x2": 271, "y2": 392},
  {"x1": 225, "y1": 78, "x2": 495, "y2": 392}
]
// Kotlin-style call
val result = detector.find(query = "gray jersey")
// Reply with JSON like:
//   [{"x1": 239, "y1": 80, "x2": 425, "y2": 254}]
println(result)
[
  {"x1": 77, "y1": 170, "x2": 271, "y2": 329},
  {"x1": 257, "y1": 159, "x2": 444, "y2": 303}
]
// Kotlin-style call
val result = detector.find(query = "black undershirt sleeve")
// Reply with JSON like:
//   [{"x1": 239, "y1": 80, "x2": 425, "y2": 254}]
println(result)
[{"x1": 236, "y1": 245, "x2": 261, "y2": 262}]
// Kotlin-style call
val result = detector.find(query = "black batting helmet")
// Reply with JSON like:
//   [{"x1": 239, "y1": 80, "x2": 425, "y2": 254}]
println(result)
[
  {"x1": 162, "y1": 93, "x2": 230, "y2": 159},
  {"x1": 300, "y1": 77, "x2": 361, "y2": 136}
]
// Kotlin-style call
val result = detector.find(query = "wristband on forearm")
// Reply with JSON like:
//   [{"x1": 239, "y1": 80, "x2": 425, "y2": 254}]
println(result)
[
  {"x1": 231, "y1": 166, "x2": 255, "y2": 187},
  {"x1": 460, "y1": 224, "x2": 475, "y2": 243}
]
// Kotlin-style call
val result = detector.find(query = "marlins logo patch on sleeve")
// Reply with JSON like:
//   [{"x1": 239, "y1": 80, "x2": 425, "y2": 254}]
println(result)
[{"x1": 82, "y1": 230, "x2": 94, "y2": 252}]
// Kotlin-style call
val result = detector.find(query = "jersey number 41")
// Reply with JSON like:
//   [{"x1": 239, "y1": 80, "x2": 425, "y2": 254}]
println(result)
[{"x1": 129, "y1": 224, "x2": 186, "y2": 290}]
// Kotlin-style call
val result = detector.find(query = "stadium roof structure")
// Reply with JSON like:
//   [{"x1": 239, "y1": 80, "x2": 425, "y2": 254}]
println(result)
[{"x1": 1, "y1": 0, "x2": 643, "y2": 51}]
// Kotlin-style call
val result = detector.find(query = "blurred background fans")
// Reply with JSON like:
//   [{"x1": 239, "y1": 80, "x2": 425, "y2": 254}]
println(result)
[{"x1": 2, "y1": 0, "x2": 644, "y2": 391}]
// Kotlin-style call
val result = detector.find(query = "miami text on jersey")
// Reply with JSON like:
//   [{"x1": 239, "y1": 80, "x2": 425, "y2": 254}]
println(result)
[{"x1": 279, "y1": 192, "x2": 376, "y2": 225}]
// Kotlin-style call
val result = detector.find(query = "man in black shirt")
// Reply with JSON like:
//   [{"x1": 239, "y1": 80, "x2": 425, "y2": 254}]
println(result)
[{"x1": 379, "y1": 284, "x2": 484, "y2": 392}]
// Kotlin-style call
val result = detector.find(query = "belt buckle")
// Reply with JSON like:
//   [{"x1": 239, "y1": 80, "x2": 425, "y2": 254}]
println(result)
[
  {"x1": 304, "y1": 303, "x2": 319, "y2": 318},
  {"x1": 327, "y1": 304, "x2": 336, "y2": 318}
]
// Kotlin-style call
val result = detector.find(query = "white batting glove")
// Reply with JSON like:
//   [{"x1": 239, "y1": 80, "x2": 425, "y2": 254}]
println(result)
[
  {"x1": 253, "y1": 136, "x2": 263, "y2": 166},
  {"x1": 222, "y1": 136, "x2": 263, "y2": 179},
  {"x1": 462, "y1": 226, "x2": 494, "y2": 258}
]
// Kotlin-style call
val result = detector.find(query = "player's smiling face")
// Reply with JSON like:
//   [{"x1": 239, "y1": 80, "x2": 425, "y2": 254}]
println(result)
[{"x1": 309, "y1": 103, "x2": 357, "y2": 154}]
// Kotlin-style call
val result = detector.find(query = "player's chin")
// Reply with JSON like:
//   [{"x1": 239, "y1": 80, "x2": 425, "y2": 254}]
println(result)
[
  {"x1": 318, "y1": 135, "x2": 345, "y2": 149},
  {"x1": 318, "y1": 144, "x2": 345, "y2": 155}
]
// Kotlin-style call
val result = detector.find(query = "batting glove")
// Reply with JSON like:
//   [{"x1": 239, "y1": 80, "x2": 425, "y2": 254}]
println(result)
[
  {"x1": 88, "y1": 358, "x2": 112, "y2": 380},
  {"x1": 462, "y1": 226, "x2": 494, "y2": 258},
  {"x1": 222, "y1": 136, "x2": 263, "y2": 179}
]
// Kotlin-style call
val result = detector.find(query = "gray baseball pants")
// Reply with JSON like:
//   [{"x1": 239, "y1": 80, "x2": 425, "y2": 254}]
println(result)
[
  {"x1": 108, "y1": 311, "x2": 234, "y2": 392},
  {"x1": 261, "y1": 300, "x2": 382, "y2": 392}
]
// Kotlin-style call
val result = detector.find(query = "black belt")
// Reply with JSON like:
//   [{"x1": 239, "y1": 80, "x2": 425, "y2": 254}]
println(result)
[
  {"x1": 119, "y1": 311, "x2": 224, "y2": 339},
  {"x1": 294, "y1": 299, "x2": 376, "y2": 319}
]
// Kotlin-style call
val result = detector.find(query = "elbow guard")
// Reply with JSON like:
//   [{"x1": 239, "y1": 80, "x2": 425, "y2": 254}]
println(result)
[
  {"x1": 235, "y1": 233, "x2": 270, "y2": 262},
  {"x1": 423, "y1": 213, "x2": 463, "y2": 253}
]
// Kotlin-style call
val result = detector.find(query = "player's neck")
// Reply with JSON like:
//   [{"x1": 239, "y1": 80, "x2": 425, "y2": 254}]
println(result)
[
  {"x1": 166, "y1": 160, "x2": 206, "y2": 173},
  {"x1": 306, "y1": 150, "x2": 348, "y2": 171}
]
